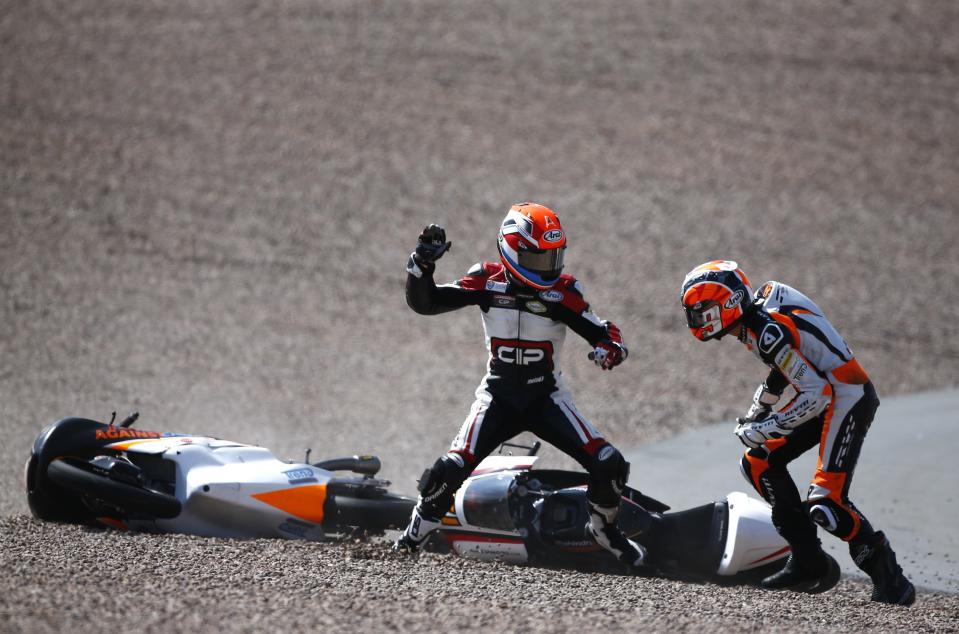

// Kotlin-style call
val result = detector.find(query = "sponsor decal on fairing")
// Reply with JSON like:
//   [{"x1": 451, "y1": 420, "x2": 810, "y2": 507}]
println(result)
[
  {"x1": 277, "y1": 517, "x2": 315, "y2": 538},
  {"x1": 95, "y1": 427, "x2": 162, "y2": 440},
  {"x1": 282, "y1": 467, "x2": 317, "y2": 485}
]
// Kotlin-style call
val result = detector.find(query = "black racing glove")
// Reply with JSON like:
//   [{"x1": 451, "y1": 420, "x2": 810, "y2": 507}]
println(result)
[{"x1": 413, "y1": 224, "x2": 452, "y2": 266}]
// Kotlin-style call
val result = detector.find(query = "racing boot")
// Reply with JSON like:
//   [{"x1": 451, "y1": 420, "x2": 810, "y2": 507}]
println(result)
[
  {"x1": 761, "y1": 541, "x2": 840, "y2": 594},
  {"x1": 393, "y1": 506, "x2": 441, "y2": 554},
  {"x1": 587, "y1": 502, "x2": 647, "y2": 569},
  {"x1": 850, "y1": 531, "x2": 915, "y2": 606}
]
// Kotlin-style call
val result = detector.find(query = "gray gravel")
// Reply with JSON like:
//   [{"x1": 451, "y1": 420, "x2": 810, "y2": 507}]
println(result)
[
  {"x1": 2, "y1": 0, "x2": 958, "y2": 631},
  {"x1": 2, "y1": 516, "x2": 957, "y2": 633}
]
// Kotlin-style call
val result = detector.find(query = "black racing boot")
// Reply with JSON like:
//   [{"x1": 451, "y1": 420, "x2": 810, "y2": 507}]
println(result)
[
  {"x1": 393, "y1": 507, "x2": 441, "y2": 555},
  {"x1": 761, "y1": 543, "x2": 841, "y2": 594},
  {"x1": 587, "y1": 502, "x2": 647, "y2": 569},
  {"x1": 850, "y1": 531, "x2": 916, "y2": 606}
]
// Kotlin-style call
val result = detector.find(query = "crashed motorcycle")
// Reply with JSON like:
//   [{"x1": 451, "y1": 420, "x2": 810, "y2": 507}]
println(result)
[
  {"x1": 424, "y1": 442, "x2": 834, "y2": 587},
  {"x1": 26, "y1": 415, "x2": 835, "y2": 589},
  {"x1": 24, "y1": 414, "x2": 415, "y2": 540}
]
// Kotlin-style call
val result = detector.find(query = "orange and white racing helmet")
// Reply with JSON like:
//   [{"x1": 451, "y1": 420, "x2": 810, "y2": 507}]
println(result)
[
  {"x1": 680, "y1": 260, "x2": 754, "y2": 341},
  {"x1": 497, "y1": 202, "x2": 567, "y2": 289}
]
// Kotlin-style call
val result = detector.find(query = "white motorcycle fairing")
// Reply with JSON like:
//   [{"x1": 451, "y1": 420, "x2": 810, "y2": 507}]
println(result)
[
  {"x1": 432, "y1": 455, "x2": 790, "y2": 579},
  {"x1": 106, "y1": 435, "x2": 330, "y2": 540},
  {"x1": 438, "y1": 455, "x2": 537, "y2": 563},
  {"x1": 717, "y1": 491, "x2": 791, "y2": 575}
]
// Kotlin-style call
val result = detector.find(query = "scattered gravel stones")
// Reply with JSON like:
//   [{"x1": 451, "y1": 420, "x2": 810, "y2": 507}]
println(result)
[
  {"x1": 1, "y1": 516, "x2": 956, "y2": 633},
  {"x1": 2, "y1": 0, "x2": 957, "y2": 631}
]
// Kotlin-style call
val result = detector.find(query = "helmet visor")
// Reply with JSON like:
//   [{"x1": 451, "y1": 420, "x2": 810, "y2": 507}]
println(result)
[
  {"x1": 684, "y1": 301, "x2": 719, "y2": 329},
  {"x1": 516, "y1": 245, "x2": 565, "y2": 281}
]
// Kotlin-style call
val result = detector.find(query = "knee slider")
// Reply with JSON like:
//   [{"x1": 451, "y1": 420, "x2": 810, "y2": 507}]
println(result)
[
  {"x1": 808, "y1": 502, "x2": 840, "y2": 532},
  {"x1": 805, "y1": 497, "x2": 858, "y2": 539},
  {"x1": 417, "y1": 453, "x2": 470, "y2": 506}
]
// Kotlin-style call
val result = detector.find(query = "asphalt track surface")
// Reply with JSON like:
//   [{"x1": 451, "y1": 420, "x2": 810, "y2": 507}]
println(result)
[
  {"x1": 2, "y1": 1, "x2": 959, "y2": 632},
  {"x1": 626, "y1": 389, "x2": 959, "y2": 595}
]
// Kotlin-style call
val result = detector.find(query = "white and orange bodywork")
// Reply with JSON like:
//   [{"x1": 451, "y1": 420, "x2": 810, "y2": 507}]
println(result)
[{"x1": 105, "y1": 435, "x2": 329, "y2": 540}]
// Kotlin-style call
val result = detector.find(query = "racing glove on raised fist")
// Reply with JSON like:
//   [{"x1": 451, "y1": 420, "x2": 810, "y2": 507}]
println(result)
[
  {"x1": 413, "y1": 224, "x2": 452, "y2": 265},
  {"x1": 588, "y1": 340, "x2": 627, "y2": 371},
  {"x1": 407, "y1": 224, "x2": 452, "y2": 278},
  {"x1": 734, "y1": 415, "x2": 792, "y2": 449}
]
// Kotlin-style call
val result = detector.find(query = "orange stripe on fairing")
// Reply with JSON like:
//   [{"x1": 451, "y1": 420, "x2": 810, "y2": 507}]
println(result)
[
  {"x1": 769, "y1": 312, "x2": 801, "y2": 347},
  {"x1": 252, "y1": 484, "x2": 327, "y2": 524},
  {"x1": 832, "y1": 358, "x2": 870, "y2": 385},
  {"x1": 106, "y1": 439, "x2": 158, "y2": 451}
]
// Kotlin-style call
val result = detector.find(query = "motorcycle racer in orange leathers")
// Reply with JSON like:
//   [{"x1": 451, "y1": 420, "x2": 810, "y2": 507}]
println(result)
[{"x1": 680, "y1": 260, "x2": 914, "y2": 605}]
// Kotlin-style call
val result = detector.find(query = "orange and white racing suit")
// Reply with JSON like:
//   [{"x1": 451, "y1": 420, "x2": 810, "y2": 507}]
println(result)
[{"x1": 737, "y1": 281, "x2": 880, "y2": 546}]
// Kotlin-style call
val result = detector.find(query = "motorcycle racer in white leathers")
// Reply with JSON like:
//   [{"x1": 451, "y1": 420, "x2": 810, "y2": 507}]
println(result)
[
  {"x1": 395, "y1": 203, "x2": 645, "y2": 569},
  {"x1": 680, "y1": 260, "x2": 915, "y2": 605}
]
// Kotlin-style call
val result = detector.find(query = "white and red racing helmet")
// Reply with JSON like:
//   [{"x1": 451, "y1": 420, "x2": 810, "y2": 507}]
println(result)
[{"x1": 497, "y1": 202, "x2": 566, "y2": 290}]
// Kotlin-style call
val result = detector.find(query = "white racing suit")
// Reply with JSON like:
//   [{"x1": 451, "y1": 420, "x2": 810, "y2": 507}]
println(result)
[
  {"x1": 738, "y1": 281, "x2": 879, "y2": 545},
  {"x1": 735, "y1": 281, "x2": 915, "y2": 606}
]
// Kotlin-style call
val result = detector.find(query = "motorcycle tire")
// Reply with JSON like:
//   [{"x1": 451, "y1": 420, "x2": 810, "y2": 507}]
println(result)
[
  {"x1": 25, "y1": 454, "x2": 92, "y2": 523},
  {"x1": 47, "y1": 458, "x2": 181, "y2": 519},
  {"x1": 324, "y1": 492, "x2": 415, "y2": 533}
]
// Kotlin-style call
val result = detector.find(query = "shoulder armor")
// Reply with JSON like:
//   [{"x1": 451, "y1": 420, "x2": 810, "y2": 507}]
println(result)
[
  {"x1": 552, "y1": 275, "x2": 588, "y2": 312},
  {"x1": 458, "y1": 261, "x2": 501, "y2": 291},
  {"x1": 466, "y1": 262, "x2": 486, "y2": 277},
  {"x1": 463, "y1": 261, "x2": 504, "y2": 278},
  {"x1": 756, "y1": 280, "x2": 785, "y2": 304},
  {"x1": 755, "y1": 282, "x2": 774, "y2": 301},
  {"x1": 744, "y1": 309, "x2": 794, "y2": 362}
]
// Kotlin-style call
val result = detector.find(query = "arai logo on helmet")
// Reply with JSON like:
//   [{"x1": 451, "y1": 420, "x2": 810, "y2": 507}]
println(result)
[
  {"x1": 539, "y1": 290, "x2": 564, "y2": 302},
  {"x1": 724, "y1": 289, "x2": 745, "y2": 309},
  {"x1": 543, "y1": 229, "x2": 564, "y2": 243}
]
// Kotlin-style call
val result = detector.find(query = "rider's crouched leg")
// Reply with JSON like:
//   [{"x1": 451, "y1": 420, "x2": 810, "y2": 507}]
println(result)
[
  {"x1": 395, "y1": 452, "x2": 473, "y2": 553},
  {"x1": 761, "y1": 507, "x2": 837, "y2": 593},
  {"x1": 758, "y1": 471, "x2": 835, "y2": 592},
  {"x1": 585, "y1": 444, "x2": 646, "y2": 568}
]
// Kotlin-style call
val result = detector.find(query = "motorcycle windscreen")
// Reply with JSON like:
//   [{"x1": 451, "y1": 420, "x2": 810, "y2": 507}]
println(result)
[{"x1": 460, "y1": 474, "x2": 516, "y2": 531}]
